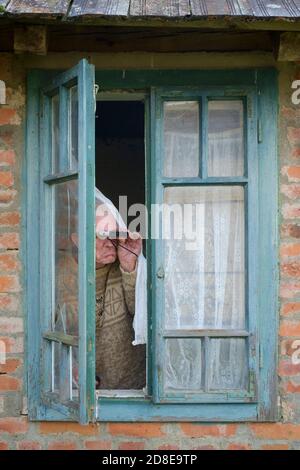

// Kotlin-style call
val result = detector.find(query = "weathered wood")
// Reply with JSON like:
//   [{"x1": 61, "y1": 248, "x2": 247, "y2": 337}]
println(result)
[
  {"x1": 70, "y1": 0, "x2": 130, "y2": 17},
  {"x1": 130, "y1": 0, "x2": 190, "y2": 17},
  {"x1": 43, "y1": 331, "x2": 79, "y2": 347},
  {"x1": 164, "y1": 329, "x2": 250, "y2": 338},
  {"x1": 46, "y1": 26, "x2": 274, "y2": 53},
  {"x1": 277, "y1": 32, "x2": 300, "y2": 61},
  {"x1": 14, "y1": 24, "x2": 47, "y2": 54},
  {"x1": 7, "y1": 0, "x2": 70, "y2": 15}
]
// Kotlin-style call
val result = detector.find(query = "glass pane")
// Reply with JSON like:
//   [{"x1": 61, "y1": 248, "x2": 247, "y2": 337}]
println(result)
[
  {"x1": 52, "y1": 94, "x2": 60, "y2": 173},
  {"x1": 163, "y1": 101, "x2": 199, "y2": 177},
  {"x1": 207, "y1": 100, "x2": 244, "y2": 177},
  {"x1": 69, "y1": 86, "x2": 78, "y2": 170},
  {"x1": 53, "y1": 342, "x2": 73, "y2": 401},
  {"x1": 208, "y1": 338, "x2": 248, "y2": 390},
  {"x1": 54, "y1": 180, "x2": 78, "y2": 336},
  {"x1": 164, "y1": 186, "x2": 245, "y2": 329},
  {"x1": 164, "y1": 339, "x2": 203, "y2": 391}
]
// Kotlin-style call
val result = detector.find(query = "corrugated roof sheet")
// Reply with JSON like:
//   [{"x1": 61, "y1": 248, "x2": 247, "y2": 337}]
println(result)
[{"x1": 1, "y1": 0, "x2": 300, "y2": 19}]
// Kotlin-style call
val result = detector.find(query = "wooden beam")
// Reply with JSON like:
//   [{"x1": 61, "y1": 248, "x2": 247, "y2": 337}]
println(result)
[
  {"x1": 14, "y1": 24, "x2": 47, "y2": 55},
  {"x1": 278, "y1": 32, "x2": 300, "y2": 61}
]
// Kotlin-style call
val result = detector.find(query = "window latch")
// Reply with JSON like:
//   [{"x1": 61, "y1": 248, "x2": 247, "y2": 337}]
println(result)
[{"x1": 94, "y1": 84, "x2": 99, "y2": 113}]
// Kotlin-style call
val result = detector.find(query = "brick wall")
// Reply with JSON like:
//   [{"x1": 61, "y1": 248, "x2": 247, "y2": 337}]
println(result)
[{"x1": 0, "y1": 53, "x2": 300, "y2": 450}]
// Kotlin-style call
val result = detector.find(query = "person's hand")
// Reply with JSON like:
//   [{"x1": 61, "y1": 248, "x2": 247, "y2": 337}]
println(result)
[{"x1": 117, "y1": 233, "x2": 142, "y2": 273}]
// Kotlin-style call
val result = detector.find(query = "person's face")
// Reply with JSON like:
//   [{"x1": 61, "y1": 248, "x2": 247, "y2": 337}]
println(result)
[{"x1": 95, "y1": 206, "x2": 118, "y2": 266}]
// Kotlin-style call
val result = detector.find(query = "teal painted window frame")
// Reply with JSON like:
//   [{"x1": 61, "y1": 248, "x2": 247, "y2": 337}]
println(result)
[{"x1": 26, "y1": 68, "x2": 278, "y2": 422}]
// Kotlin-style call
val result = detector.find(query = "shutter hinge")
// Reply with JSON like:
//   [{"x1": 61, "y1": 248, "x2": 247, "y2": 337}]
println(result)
[{"x1": 257, "y1": 118, "x2": 263, "y2": 143}]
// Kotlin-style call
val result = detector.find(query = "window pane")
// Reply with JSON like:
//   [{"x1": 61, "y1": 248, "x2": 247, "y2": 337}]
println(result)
[
  {"x1": 164, "y1": 339, "x2": 203, "y2": 391},
  {"x1": 207, "y1": 100, "x2": 244, "y2": 177},
  {"x1": 53, "y1": 343, "x2": 75, "y2": 401},
  {"x1": 54, "y1": 180, "x2": 78, "y2": 336},
  {"x1": 52, "y1": 94, "x2": 60, "y2": 173},
  {"x1": 208, "y1": 338, "x2": 248, "y2": 390},
  {"x1": 163, "y1": 101, "x2": 199, "y2": 177},
  {"x1": 69, "y1": 86, "x2": 78, "y2": 170},
  {"x1": 164, "y1": 186, "x2": 245, "y2": 329}
]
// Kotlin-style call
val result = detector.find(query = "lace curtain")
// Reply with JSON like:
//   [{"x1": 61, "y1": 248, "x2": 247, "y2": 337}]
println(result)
[{"x1": 163, "y1": 101, "x2": 248, "y2": 392}]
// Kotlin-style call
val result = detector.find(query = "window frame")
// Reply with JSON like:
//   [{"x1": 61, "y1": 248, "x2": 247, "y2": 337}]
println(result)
[
  {"x1": 152, "y1": 89, "x2": 258, "y2": 404},
  {"x1": 26, "y1": 68, "x2": 278, "y2": 422}
]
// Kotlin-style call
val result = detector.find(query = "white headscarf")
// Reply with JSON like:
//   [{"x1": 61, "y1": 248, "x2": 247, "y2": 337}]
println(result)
[{"x1": 95, "y1": 187, "x2": 147, "y2": 345}]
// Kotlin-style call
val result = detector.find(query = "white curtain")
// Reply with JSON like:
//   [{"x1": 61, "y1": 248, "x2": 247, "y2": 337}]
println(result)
[{"x1": 164, "y1": 121, "x2": 247, "y2": 392}]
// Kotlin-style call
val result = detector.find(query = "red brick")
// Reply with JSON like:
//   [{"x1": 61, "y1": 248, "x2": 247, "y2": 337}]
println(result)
[
  {"x1": 282, "y1": 165, "x2": 300, "y2": 181},
  {"x1": 281, "y1": 224, "x2": 300, "y2": 238},
  {"x1": 0, "y1": 253, "x2": 19, "y2": 272},
  {"x1": 281, "y1": 302, "x2": 300, "y2": 315},
  {"x1": 278, "y1": 360, "x2": 300, "y2": 376},
  {"x1": 0, "y1": 375, "x2": 21, "y2": 391},
  {"x1": 0, "y1": 294, "x2": 18, "y2": 311},
  {"x1": 0, "y1": 212, "x2": 20, "y2": 226},
  {"x1": 48, "y1": 441, "x2": 77, "y2": 450},
  {"x1": 0, "y1": 172, "x2": 13, "y2": 188},
  {"x1": 0, "y1": 336, "x2": 23, "y2": 354},
  {"x1": 0, "y1": 441, "x2": 8, "y2": 450},
  {"x1": 0, "y1": 190, "x2": 15, "y2": 204},
  {"x1": 180, "y1": 424, "x2": 237, "y2": 438},
  {"x1": 118, "y1": 442, "x2": 145, "y2": 450},
  {"x1": 281, "y1": 184, "x2": 300, "y2": 200},
  {"x1": 0, "y1": 358, "x2": 21, "y2": 374},
  {"x1": 250, "y1": 423, "x2": 300, "y2": 440},
  {"x1": 0, "y1": 233, "x2": 19, "y2": 249},
  {"x1": 0, "y1": 150, "x2": 15, "y2": 167},
  {"x1": 157, "y1": 444, "x2": 180, "y2": 450},
  {"x1": 0, "y1": 275, "x2": 20, "y2": 293},
  {"x1": 40, "y1": 422, "x2": 98, "y2": 436},
  {"x1": 85, "y1": 440, "x2": 112, "y2": 450},
  {"x1": 108, "y1": 423, "x2": 164, "y2": 438},
  {"x1": 227, "y1": 444, "x2": 250, "y2": 450},
  {"x1": 283, "y1": 380, "x2": 300, "y2": 393},
  {"x1": 288, "y1": 127, "x2": 300, "y2": 144},
  {"x1": 17, "y1": 441, "x2": 42, "y2": 450},
  {"x1": 261, "y1": 444, "x2": 289, "y2": 450},
  {"x1": 281, "y1": 244, "x2": 300, "y2": 257},
  {"x1": 281, "y1": 106, "x2": 296, "y2": 119},
  {"x1": 0, "y1": 317, "x2": 23, "y2": 334},
  {"x1": 291, "y1": 148, "x2": 300, "y2": 160},
  {"x1": 280, "y1": 321, "x2": 300, "y2": 336},
  {"x1": 0, "y1": 418, "x2": 28, "y2": 434},
  {"x1": 281, "y1": 338, "x2": 299, "y2": 355},
  {"x1": 282, "y1": 203, "x2": 300, "y2": 219},
  {"x1": 280, "y1": 283, "x2": 300, "y2": 299},
  {"x1": 0, "y1": 109, "x2": 17, "y2": 126},
  {"x1": 281, "y1": 262, "x2": 300, "y2": 277}
]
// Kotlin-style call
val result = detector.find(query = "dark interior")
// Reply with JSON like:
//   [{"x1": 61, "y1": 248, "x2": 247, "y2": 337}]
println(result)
[{"x1": 95, "y1": 100, "x2": 145, "y2": 226}]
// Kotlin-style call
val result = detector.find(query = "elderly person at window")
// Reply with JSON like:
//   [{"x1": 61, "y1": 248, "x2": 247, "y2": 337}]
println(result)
[{"x1": 94, "y1": 188, "x2": 146, "y2": 390}]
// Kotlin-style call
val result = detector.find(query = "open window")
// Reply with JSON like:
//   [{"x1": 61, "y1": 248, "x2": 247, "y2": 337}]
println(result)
[
  {"x1": 27, "y1": 64, "x2": 278, "y2": 423},
  {"x1": 95, "y1": 97, "x2": 147, "y2": 396},
  {"x1": 29, "y1": 60, "x2": 96, "y2": 424}
]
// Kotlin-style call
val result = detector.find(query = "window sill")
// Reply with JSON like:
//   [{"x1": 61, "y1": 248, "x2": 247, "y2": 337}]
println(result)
[{"x1": 96, "y1": 397, "x2": 260, "y2": 422}]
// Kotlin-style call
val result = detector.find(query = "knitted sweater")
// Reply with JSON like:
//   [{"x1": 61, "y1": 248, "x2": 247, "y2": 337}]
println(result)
[{"x1": 95, "y1": 261, "x2": 146, "y2": 390}]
